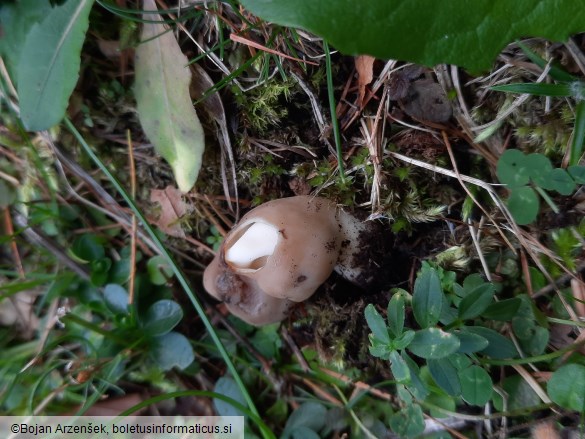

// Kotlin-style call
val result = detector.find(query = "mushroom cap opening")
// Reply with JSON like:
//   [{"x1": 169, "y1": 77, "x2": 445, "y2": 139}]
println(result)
[{"x1": 224, "y1": 221, "x2": 279, "y2": 271}]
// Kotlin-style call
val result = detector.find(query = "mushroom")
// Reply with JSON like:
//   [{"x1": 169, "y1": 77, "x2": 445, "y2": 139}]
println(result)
[{"x1": 203, "y1": 196, "x2": 389, "y2": 325}]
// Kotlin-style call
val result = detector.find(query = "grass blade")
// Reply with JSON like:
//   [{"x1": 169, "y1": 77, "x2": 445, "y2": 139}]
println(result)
[{"x1": 64, "y1": 118, "x2": 269, "y2": 435}]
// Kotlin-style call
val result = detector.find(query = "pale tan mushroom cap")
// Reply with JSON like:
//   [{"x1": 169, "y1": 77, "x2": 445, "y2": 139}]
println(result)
[
  {"x1": 203, "y1": 253, "x2": 292, "y2": 325},
  {"x1": 223, "y1": 196, "x2": 341, "y2": 302}
]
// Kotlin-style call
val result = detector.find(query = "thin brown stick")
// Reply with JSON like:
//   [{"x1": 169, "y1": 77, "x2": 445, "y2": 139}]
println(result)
[{"x1": 4, "y1": 207, "x2": 25, "y2": 278}]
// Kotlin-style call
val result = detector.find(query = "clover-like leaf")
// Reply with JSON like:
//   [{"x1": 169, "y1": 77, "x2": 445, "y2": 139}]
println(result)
[
  {"x1": 548, "y1": 363, "x2": 585, "y2": 412},
  {"x1": 568, "y1": 165, "x2": 585, "y2": 183},
  {"x1": 549, "y1": 168, "x2": 576, "y2": 195},
  {"x1": 497, "y1": 149, "x2": 531, "y2": 188},
  {"x1": 507, "y1": 186, "x2": 539, "y2": 225},
  {"x1": 524, "y1": 153, "x2": 554, "y2": 189}
]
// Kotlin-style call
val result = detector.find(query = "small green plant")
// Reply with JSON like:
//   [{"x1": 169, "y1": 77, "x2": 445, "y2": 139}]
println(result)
[
  {"x1": 496, "y1": 148, "x2": 585, "y2": 224},
  {"x1": 365, "y1": 263, "x2": 523, "y2": 438}
]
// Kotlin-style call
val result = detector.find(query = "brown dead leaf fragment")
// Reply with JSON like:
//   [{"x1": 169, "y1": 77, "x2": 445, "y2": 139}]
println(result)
[
  {"x1": 355, "y1": 55, "x2": 375, "y2": 108},
  {"x1": 150, "y1": 185, "x2": 189, "y2": 238}
]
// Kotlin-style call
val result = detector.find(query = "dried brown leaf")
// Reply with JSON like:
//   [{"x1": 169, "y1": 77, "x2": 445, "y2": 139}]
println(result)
[
  {"x1": 150, "y1": 185, "x2": 189, "y2": 238},
  {"x1": 355, "y1": 55, "x2": 375, "y2": 107}
]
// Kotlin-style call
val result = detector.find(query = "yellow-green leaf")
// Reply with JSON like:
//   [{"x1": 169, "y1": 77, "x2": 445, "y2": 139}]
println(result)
[{"x1": 134, "y1": 0, "x2": 204, "y2": 192}]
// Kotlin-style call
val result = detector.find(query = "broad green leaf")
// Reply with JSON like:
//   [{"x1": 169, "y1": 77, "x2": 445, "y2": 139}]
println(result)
[
  {"x1": 239, "y1": 0, "x2": 585, "y2": 73},
  {"x1": 507, "y1": 187, "x2": 539, "y2": 225},
  {"x1": 389, "y1": 405, "x2": 425, "y2": 439},
  {"x1": 387, "y1": 290, "x2": 405, "y2": 337},
  {"x1": 568, "y1": 165, "x2": 585, "y2": 183},
  {"x1": 549, "y1": 168, "x2": 576, "y2": 195},
  {"x1": 426, "y1": 393, "x2": 456, "y2": 419},
  {"x1": 490, "y1": 82, "x2": 573, "y2": 97},
  {"x1": 0, "y1": 0, "x2": 53, "y2": 80},
  {"x1": 147, "y1": 255, "x2": 173, "y2": 285},
  {"x1": 393, "y1": 330, "x2": 415, "y2": 350},
  {"x1": 463, "y1": 326, "x2": 518, "y2": 359},
  {"x1": 548, "y1": 364, "x2": 585, "y2": 411},
  {"x1": 364, "y1": 304, "x2": 390, "y2": 344},
  {"x1": 90, "y1": 257, "x2": 112, "y2": 287},
  {"x1": 513, "y1": 317, "x2": 549, "y2": 356},
  {"x1": 492, "y1": 375, "x2": 541, "y2": 411},
  {"x1": 389, "y1": 350, "x2": 410, "y2": 383},
  {"x1": 103, "y1": 283, "x2": 129, "y2": 315},
  {"x1": 459, "y1": 366, "x2": 492, "y2": 406},
  {"x1": 151, "y1": 331, "x2": 194, "y2": 370},
  {"x1": 16, "y1": 0, "x2": 94, "y2": 130},
  {"x1": 282, "y1": 402, "x2": 327, "y2": 439},
  {"x1": 408, "y1": 328, "x2": 460, "y2": 359},
  {"x1": 497, "y1": 149, "x2": 531, "y2": 187},
  {"x1": 402, "y1": 352, "x2": 430, "y2": 400},
  {"x1": 135, "y1": 0, "x2": 205, "y2": 192},
  {"x1": 213, "y1": 376, "x2": 247, "y2": 417},
  {"x1": 142, "y1": 300, "x2": 183, "y2": 335},
  {"x1": 412, "y1": 265, "x2": 444, "y2": 328},
  {"x1": 524, "y1": 153, "x2": 554, "y2": 190},
  {"x1": 453, "y1": 330, "x2": 489, "y2": 354},
  {"x1": 428, "y1": 358, "x2": 461, "y2": 396},
  {"x1": 482, "y1": 298, "x2": 522, "y2": 321},
  {"x1": 71, "y1": 234, "x2": 105, "y2": 263},
  {"x1": 458, "y1": 283, "x2": 495, "y2": 320},
  {"x1": 368, "y1": 337, "x2": 392, "y2": 360}
]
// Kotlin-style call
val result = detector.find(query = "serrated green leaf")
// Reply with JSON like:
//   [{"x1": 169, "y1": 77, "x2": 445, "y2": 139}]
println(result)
[
  {"x1": 387, "y1": 290, "x2": 405, "y2": 337},
  {"x1": 16, "y1": 0, "x2": 94, "y2": 130},
  {"x1": 142, "y1": 299, "x2": 183, "y2": 335},
  {"x1": 240, "y1": 0, "x2": 585, "y2": 73},
  {"x1": 135, "y1": 0, "x2": 205, "y2": 192},
  {"x1": 458, "y1": 283, "x2": 495, "y2": 320},
  {"x1": 365, "y1": 304, "x2": 390, "y2": 344},
  {"x1": 490, "y1": 82, "x2": 573, "y2": 96},
  {"x1": 408, "y1": 328, "x2": 460, "y2": 359},
  {"x1": 497, "y1": 149, "x2": 531, "y2": 187},
  {"x1": 412, "y1": 265, "x2": 444, "y2": 328},
  {"x1": 507, "y1": 186, "x2": 539, "y2": 225},
  {"x1": 568, "y1": 165, "x2": 585, "y2": 183},
  {"x1": 459, "y1": 365, "x2": 492, "y2": 406},
  {"x1": 428, "y1": 358, "x2": 461, "y2": 396},
  {"x1": 151, "y1": 331, "x2": 194, "y2": 370},
  {"x1": 548, "y1": 363, "x2": 585, "y2": 411}
]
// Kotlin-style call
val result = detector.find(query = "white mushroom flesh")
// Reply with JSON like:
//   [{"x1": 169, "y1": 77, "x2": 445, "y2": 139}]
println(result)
[{"x1": 225, "y1": 222, "x2": 279, "y2": 270}]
